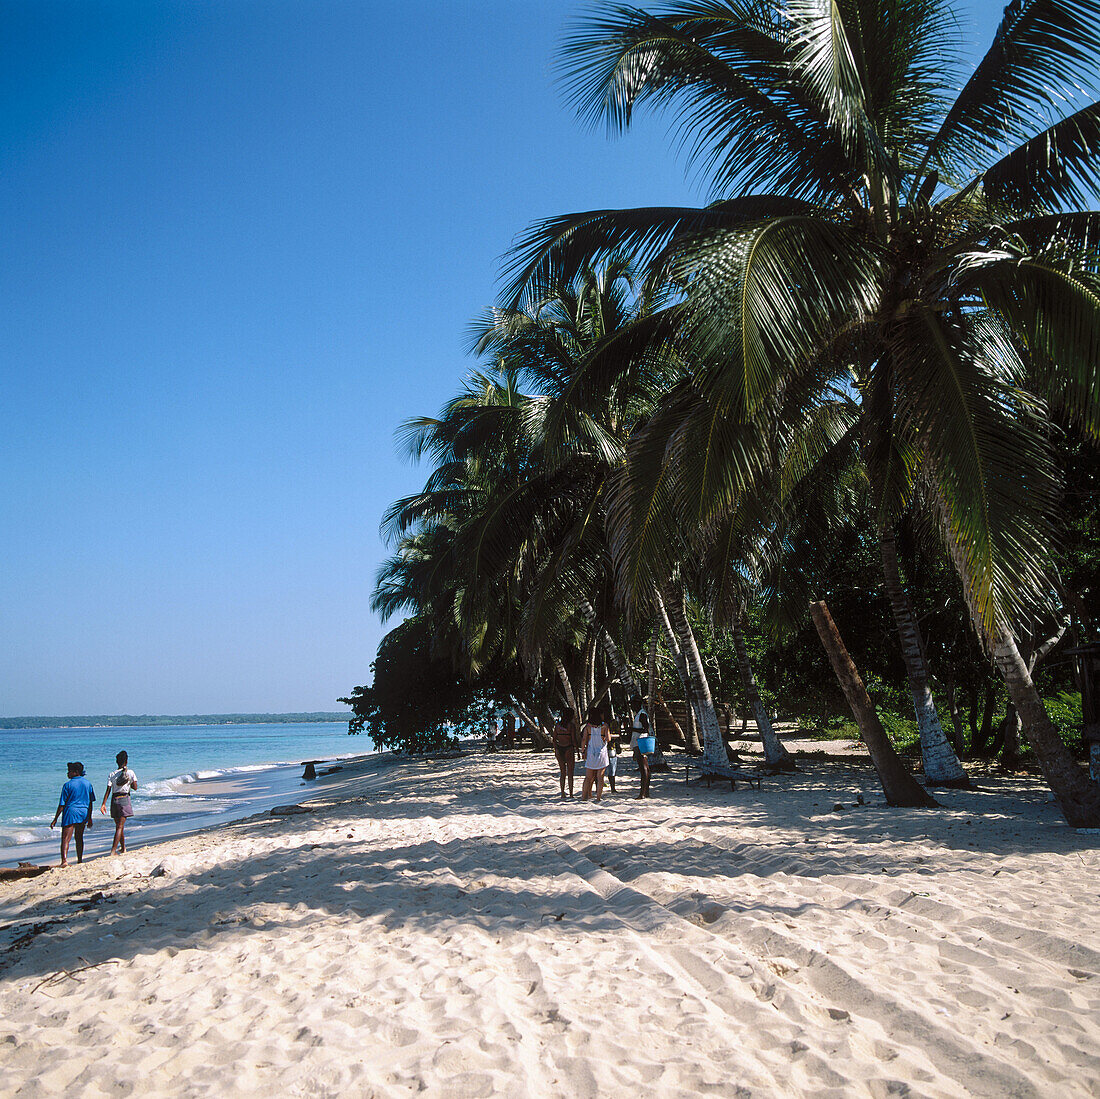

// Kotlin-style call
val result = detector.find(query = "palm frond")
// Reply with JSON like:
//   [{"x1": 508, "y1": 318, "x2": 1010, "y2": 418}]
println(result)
[
  {"x1": 981, "y1": 100, "x2": 1100, "y2": 211},
  {"x1": 786, "y1": 0, "x2": 871, "y2": 151},
  {"x1": 887, "y1": 305, "x2": 1061, "y2": 631},
  {"x1": 667, "y1": 215, "x2": 885, "y2": 412},
  {"x1": 559, "y1": 1, "x2": 861, "y2": 201},
  {"x1": 503, "y1": 197, "x2": 826, "y2": 310},
  {"x1": 1001, "y1": 211, "x2": 1100, "y2": 254},
  {"x1": 972, "y1": 255, "x2": 1100, "y2": 438},
  {"x1": 924, "y1": 0, "x2": 1100, "y2": 175}
]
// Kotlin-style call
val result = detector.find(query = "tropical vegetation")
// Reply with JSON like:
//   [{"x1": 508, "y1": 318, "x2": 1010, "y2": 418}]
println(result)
[{"x1": 349, "y1": 0, "x2": 1100, "y2": 826}]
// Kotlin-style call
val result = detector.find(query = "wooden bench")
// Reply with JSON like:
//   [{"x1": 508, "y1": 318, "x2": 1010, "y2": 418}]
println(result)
[{"x1": 683, "y1": 759, "x2": 763, "y2": 790}]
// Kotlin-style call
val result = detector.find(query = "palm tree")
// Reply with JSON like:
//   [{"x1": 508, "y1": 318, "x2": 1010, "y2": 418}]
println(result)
[
  {"x1": 379, "y1": 266, "x2": 661, "y2": 741},
  {"x1": 506, "y1": 0, "x2": 1100, "y2": 824}
]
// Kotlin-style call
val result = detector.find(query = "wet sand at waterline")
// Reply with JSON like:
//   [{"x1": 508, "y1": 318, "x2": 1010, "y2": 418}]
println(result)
[{"x1": 1, "y1": 743, "x2": 1097, "y2": 1097}]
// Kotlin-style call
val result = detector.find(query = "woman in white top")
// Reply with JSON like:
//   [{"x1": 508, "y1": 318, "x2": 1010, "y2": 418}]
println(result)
[
  {"x1": 100, "y1": 749, "x2": 138, "y2": 855},
  {"x1": 580, "y1": 704, "x2": 611, "y2": 802}
]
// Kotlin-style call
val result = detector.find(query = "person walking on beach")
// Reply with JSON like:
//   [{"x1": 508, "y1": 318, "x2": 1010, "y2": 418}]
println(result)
[
  {"x1": 553, "y1": 708, "x2": 578, "y2": 798},
  {"x1": 630, "y1": 698, "x2": 652, "y2": 800},
  {"x1": 101, "y1": 750, "x2": 137, "y2": 855},
  {"x1": 487, "y1": 715, "x2": 502, "y2": 752},
  {"x1": 50, "y1": 762, "x2": 95, "y2": 867},
  {"x1": 580, "y1": 705, "x2": 611, "y2": 802}
]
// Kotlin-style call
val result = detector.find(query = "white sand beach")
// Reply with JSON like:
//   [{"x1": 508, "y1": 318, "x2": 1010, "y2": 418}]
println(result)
[{"x1": 1, "y1": 744, "x2": 1098, "y2": 1098}]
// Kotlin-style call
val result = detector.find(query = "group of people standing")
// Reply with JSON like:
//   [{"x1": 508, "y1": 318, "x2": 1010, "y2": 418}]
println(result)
[
  {"x1": 553, "y1": 698, "x2": 652, "y2": 802},
  {"x1": 50, "y1": 750, "x2": 138, "y2": 866}
]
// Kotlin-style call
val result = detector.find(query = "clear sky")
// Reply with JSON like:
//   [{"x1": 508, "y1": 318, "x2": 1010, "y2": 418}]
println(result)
[{"x1": 1, "y1": 0, "x2": 1003, "y2": 716}]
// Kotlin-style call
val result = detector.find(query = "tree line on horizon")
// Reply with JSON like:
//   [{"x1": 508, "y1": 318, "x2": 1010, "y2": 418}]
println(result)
[
  {"x1": 0, "y1": 713, "x2": 351, "y2": 730},
  {"x1": 344, "y1": 0, "x2": 1100, "y2": 826}
]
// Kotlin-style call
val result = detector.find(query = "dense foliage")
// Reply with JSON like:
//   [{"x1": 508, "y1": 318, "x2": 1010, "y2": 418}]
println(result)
[
  {"x1": 349, "y1": 0, "x2": 1100, "y2": 824},
  {"x1": 339, "y1": 619, "x2": 495, "y2": 753}
]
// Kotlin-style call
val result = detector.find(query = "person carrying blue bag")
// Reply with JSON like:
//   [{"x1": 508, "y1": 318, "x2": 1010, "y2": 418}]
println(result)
[
  {"x1": 50, "y1": 761, "x2": 95, "y2": 867},
  {"x1": 629, "y1": 698, "x2": 653, "y2": 800}
]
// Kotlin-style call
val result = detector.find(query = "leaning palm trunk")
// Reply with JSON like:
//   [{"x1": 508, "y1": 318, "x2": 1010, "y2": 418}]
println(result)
[
  {"x1": 601, "y1": 629, "x2": 641, "y2": 699},
  {"x1": 511, "y1": 699, "x2": 552, "y2": 749},
  {"x1": 554, "y1": 656, "x2": 580, "y2": 721},
  {"x1": 654, "y1": 590, "x2": 703, "y2": 753},
  {"x1": 810, "y1": 601, "x2": 938, "y2": 807},
  {"x1": 879, "y1": 530, "x2": 969, "y2": 787},
  {"x1": 938, "y1": 520, "x2": 1100, "y2": 826},
  {"x1": 578, "y1": 600, "x2": 641, "y2": 701},
  {"x1": 582, "y1": 630, "x2": 598, "y2": 713},
  {"x1": 998, "y1": 622, "x2": 1068, "y2": 765},
  {"x1": 646, "y1": 628, "x2": 658, "y2": 721},
  {"x1": 990, "y1": 626, "x2": 1100, "y2": 826},
  {"x1": 730, "y1": 615, "x2": 795, "y2": 770},
  {"x1": 664, "y1": 586, "x2": 726, "y2": 768},
  {"x1": 654, "y1": 696, "x2": 688, "y2": 745}
]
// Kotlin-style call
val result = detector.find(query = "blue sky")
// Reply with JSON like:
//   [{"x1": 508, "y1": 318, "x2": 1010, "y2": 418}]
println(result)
[{"x1": 1, "y1": 0, "x2": 1003, "y2": 715}]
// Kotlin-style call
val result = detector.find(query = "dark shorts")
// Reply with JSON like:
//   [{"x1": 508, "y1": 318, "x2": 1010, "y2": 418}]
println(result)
[{"x1": 110, "y1": 795, "x2": 134, "y2": 822}]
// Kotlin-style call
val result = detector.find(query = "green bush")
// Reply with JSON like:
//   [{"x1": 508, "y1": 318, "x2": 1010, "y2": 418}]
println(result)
[
  {"x1": 1044, "y1": 691, "x2": 1084, "y2": 752},
  {"x1": 796, "y1": 707, "x2": 918, "y2": 751},
  {"x1": 817, "y1": 715, "x2": 861, "y2": 740},
  {"x1": 878, "y1": 710, "x2": 919, "y2": 751}
]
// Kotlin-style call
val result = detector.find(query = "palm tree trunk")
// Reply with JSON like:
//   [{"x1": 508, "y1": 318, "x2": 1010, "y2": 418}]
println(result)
[
  {"x1": 644, "y1": 626, "x2": 668, "y2": 765},
  {"x1": 510, "y1": 698, "x2": 551, "y2": 750},
  {"x1": 655, "y1": 696, "x2": 687, "y2": 745},
  {"x1": 944, "y1": 674, "x2": 966, "y2": 756},
  {"x1": 577, "y1": 600, "x2": 641, "y2": 706},
  {"x1": 654, "y1": 590, "x2": 703, "y2": 753},
  {"x1": 810, "y1": 600, "x2": 938, "y2": 807},
  {"x1": 990, "y1": 625, "x2": 1100, "y2": 826},
  {"x1": 554, "y1": 656, "x2": 579, "y2": 721},
  {"x1": 601, "y1": 630, "x2": 641, "y2": 699},
  {"x1": 580, "y1": 629, "x2": 597, "y2": 713},
  {"x1": 646, "y1": 628, "x2": 658, "y2": 722},
  {"x1": 937, "y1": 506, "x2": 1100, "y2": 826},
  {"x1": 1000, "y1": 621, "x2": 1068, "y2": 768},
  {"x1": 664, "y1": 586, "x2": 726, "y2": 768},
  {"x1": 879, "y1": 529, "x2": 969, "y2": 787},
  {"x1": 730, "y1": 614, "x2": 795, "y2": 770}
]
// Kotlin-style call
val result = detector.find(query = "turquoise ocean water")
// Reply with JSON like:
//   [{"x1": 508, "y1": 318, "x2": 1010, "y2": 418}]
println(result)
[{"x1": 0, "y1": 721, "x2": 371, "y2": 863}]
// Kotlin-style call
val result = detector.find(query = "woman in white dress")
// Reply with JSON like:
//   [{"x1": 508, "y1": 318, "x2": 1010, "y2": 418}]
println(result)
[{"x1": 580, "y1": 704, "x2": 610, "y2": 802}]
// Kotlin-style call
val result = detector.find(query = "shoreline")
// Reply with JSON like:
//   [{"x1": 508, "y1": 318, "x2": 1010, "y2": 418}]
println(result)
[
  {"x1": 1, "y1": 743, "x2": 1097, "y2": 1096},
  {"x1": 0, "y1": 750, "x2": 380, "y2": 871}
]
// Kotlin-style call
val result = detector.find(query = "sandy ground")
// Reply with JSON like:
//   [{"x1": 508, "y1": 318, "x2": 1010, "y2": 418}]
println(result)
[{"x1": 0, "y1": 743, "x2": 1097, "y2": 1098}]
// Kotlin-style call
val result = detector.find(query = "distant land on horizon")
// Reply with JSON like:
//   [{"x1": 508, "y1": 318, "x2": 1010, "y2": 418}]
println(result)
[{"x1": 0, "y1": 712, "x2": 352, "y2": 730}]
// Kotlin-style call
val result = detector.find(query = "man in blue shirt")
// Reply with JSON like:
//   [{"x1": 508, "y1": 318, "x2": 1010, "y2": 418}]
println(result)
[{"x1": 50, "y1": 762, "x2": 95, "y2": 866}]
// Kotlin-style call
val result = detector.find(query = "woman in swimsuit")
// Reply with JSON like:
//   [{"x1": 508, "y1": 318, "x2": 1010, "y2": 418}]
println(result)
[
  {"x1": 552, "y1": 708, "x2": 578, "y2": 798},
  {"x1": 580, "y1": 704, "x2": 611, "y2": 802}
]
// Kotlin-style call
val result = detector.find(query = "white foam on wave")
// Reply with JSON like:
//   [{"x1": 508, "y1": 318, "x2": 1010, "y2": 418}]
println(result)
[
  {"x1": 142, "y1": 762, "x2": 287, "y2": 797},
  {"x1": 141, "y1": 777, "x2": 187, "y2": 798},
  {"x1": 0, "y1": 825, "x2": 54, "y2": 848},
  {"x1": 177, "y1": 762, "x2": 286, "y2": 784}
]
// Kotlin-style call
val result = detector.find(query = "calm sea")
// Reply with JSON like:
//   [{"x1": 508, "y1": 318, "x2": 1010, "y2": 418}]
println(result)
[{"x1": 0, "y1": 721, "x2": 371, "y2": 862}]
